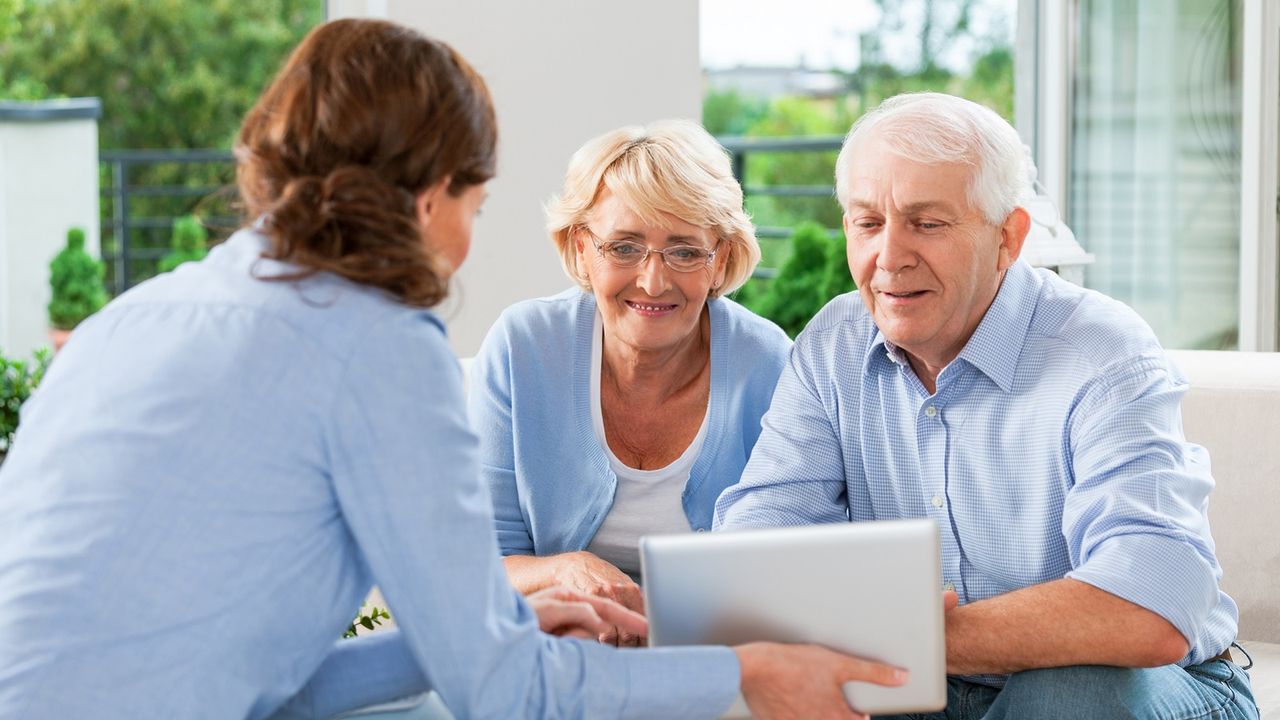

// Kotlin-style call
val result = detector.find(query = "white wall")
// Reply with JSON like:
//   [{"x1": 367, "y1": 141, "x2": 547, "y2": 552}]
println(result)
[
  {"x1": 334, "y1": 0, "x2": 702, "y2": 355},
  {"x1": 0, "y1": 105, "x2": 101, "y2": 359}
]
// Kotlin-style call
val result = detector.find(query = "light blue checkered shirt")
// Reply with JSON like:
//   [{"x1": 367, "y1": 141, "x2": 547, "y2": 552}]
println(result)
[{"x1": 715, "y1": 260, "x2": 1238, "y2": 683}]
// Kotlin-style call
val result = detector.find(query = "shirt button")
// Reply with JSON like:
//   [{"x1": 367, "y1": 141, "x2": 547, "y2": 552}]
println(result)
[
  {"x1": 943, "y1": 582, "x2": 955, "y2": 592},
  {"x1": 695, "y1": 528, "x2": 707, "y2": 533},
  {"x1": 924, "y1": 406, "x2": 938, "y2": 418},
  {"x1": 931, "y1": 495, "x2": 944, "y2": 508}
]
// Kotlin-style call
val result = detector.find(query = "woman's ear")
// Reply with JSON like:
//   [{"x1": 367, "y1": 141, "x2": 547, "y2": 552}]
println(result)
[
  {"x1": 573, "y1": 226, "x2": 592, "y2": 285},
  {"x1": 710, "y1": 238, "x2": 730, "y2": 293},
  {"x1": 414, "y1": 176, "x2": 452, "y2": 229}
]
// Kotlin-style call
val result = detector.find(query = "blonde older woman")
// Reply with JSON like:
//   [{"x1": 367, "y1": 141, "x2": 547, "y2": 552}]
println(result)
[{"x1": 468, "y1": 120, "x2": 791, "y2": 645}]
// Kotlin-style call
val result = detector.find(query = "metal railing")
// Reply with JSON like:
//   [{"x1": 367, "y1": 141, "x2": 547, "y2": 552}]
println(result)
[
  {"x1": 99, "y1": 149, "x2": 236, "y2": 295},
  {"x1": 717, "y1": 135, "x2": 844, "y2": 278},
  {"x1": 98, "y1": 136, "x2": 845, "y2": 291}
]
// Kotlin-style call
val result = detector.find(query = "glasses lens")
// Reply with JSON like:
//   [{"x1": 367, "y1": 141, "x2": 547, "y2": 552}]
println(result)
[
  {"x1": 602, "y1": 241, "x2": 647, "y2": 266},
  {"x1": 597, "y1": 238, "x2": 712, "y2": 272},
  {"x1": 664, "y1": 246, "x2": 710, "y2": 271}
]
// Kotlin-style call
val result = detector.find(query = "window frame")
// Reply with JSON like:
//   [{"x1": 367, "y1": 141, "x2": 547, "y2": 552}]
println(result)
[{"x1": 1018, "y1": 0, "x2": 1280, "y2": 351}]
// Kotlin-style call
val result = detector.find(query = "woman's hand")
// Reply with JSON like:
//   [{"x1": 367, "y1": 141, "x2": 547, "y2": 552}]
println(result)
[
  {"x1": 734, "y1": 642, "x2": 907, "y2": 720},
  {"x1": 526, "y1": 585, "x2": 648, "y2": 642},
  {"x1": 505, "y1": 551, "x2": 646, "y2": 646}
]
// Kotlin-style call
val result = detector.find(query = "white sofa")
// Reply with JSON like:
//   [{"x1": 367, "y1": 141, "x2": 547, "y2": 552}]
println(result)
[{"x1": 1170, "y1": 350, "x2": 1280, "y2": 716}]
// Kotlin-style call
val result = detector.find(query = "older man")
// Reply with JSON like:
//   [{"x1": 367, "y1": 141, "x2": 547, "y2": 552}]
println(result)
[{"x1": 715, "y1": 93, "x2": 1258, "y2": 719}]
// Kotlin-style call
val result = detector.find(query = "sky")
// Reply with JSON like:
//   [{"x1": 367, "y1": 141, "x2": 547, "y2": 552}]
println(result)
[{"x1": 699, "y1": 0, "x2": 1017, "y2": 73}]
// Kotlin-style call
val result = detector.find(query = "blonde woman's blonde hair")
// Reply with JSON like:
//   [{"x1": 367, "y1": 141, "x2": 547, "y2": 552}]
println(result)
[{"x1": 546, "y1": 119, "x2": 759, "y2": 297}]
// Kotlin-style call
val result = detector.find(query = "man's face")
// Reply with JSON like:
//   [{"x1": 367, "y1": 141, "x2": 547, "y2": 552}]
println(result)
[{"x1": 842, "y1": 136, "x2": 1027, "y2": 372}]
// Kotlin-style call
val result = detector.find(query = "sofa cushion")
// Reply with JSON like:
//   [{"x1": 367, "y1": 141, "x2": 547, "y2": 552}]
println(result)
[{"x1": 1169, "y1": 350, "x2": 1280, "y2": 647}]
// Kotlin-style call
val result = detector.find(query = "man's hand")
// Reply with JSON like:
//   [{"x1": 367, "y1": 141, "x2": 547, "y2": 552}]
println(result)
[
  {"x1": 735, "y1": 642, "x2": 907, "y2": 720},
  {"x1": 526, "y1": 585, "x2": 648, "y2": 641}
]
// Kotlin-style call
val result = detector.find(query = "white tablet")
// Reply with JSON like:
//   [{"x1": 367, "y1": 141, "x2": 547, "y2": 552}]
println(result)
[{"x1": 640, "y1": 519, "x2": 946, "y2": 717}]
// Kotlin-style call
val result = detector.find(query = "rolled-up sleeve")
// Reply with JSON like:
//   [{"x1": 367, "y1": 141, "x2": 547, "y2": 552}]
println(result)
[{"x1": 1063, "y1": 357, "x2": 1221, "y2": 653}]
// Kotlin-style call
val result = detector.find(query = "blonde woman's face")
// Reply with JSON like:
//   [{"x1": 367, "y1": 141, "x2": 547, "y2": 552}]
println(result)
[{"x1": 576, "y1": 190, "x2": 727, "y2": 355}]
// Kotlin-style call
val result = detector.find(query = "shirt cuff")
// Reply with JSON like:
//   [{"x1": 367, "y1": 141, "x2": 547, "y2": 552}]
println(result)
[
  {"x1": 613, "y1": 645, "x2": 740, "y2": 720},
  {"x1": 1067, "y1": 532, "x2": 1218, "y2": 651}
]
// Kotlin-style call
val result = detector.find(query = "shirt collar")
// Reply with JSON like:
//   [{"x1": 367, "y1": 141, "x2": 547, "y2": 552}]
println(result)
[{"x1": 865, "y1": 260, "x2": 1041, "y2": 393}]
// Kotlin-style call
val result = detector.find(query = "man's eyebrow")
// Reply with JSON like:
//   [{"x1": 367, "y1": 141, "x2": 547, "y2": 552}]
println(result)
[
  {"x1": 899, "y1": 201, "x2": 959, "y2": 215},
  {"x1": 846, "y1": 199, "x2": 959, "y2": 214}
]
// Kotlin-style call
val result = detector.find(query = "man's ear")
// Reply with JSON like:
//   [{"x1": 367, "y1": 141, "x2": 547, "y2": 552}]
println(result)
[
  {"x1": 997, "y1": 207, "x2": 1031, "y2": 271},
  {"x1": 414, "y1": 176, "x2": 452, "y2": 229}
]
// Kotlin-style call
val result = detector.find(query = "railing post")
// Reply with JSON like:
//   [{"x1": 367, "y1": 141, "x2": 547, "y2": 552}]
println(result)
[
  {"x1": 731, "y1": 149, "x2": 745, "y2": 190},
  {"x1": 111, "y1": 157, "x2": 129, "y2": 293}
]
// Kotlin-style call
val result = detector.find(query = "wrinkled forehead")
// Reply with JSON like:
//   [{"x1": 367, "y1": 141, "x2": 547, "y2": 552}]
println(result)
[{"x1": 844, "y1": 133, "x2": 977, "y2": 214}]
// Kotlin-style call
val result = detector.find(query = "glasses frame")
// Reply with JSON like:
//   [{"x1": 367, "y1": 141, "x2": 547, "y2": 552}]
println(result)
[{"x1": 581, "y1": 226, "x2": 720, "y2": 273}]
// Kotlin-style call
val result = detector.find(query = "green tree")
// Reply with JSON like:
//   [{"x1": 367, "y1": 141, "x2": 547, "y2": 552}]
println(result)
[
  {"x1": 158, "y1": 215, "x2": 209, "y2": 273},
  {"x1": 702, "y1": 88, "x2": 769, "y2": 137},
  {"x1": 47, "y1": 227, "x2": 107, "y2": 330},
  {"x1": 0, "y1": 0, "x2": 323, "y2": 150},
  {"x1": 739, "y1": 96, "x2": 851, "y2": 269}
]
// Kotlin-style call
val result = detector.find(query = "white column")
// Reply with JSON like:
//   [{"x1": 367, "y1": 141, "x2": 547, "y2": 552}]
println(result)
[
  {"x1": 375, "y1": 0, "x2": 702, "y2": 356},
  {"x1": 0, "y1": 99, "x2": 102, "y2": 359}
]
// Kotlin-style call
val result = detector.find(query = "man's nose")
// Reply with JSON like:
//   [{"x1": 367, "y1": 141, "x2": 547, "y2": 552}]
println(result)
[{"x1": 877, "y1": 222, "x2": 916, "y2": 273}]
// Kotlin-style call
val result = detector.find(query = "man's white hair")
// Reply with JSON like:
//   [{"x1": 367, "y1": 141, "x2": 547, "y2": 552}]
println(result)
[{"x1": 834, "y1": 92, "x2": 1035, "y2": 225}]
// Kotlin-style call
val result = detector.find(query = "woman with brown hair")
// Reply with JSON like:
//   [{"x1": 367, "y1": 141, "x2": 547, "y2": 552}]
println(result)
[{"x1": 0, "y1": 18, "x2": 904, "y2": 720}]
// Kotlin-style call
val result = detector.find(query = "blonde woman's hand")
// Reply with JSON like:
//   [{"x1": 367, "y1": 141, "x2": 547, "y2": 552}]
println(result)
[{"x1": 548, "y1": 551, "x2": 646, "y2": 646}]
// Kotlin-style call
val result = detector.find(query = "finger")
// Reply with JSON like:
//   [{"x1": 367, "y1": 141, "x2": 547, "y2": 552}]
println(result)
[
  {"x1": 598, "y1": 627, "x2": 620, "y2": 646},
  {"x1": 943, "y1": 590, "x2": 959, "y2": 611},
  {"x1": 539, "y1": 600, "x2": 610, "y2": 637},
  {"x1": 617, "y1": 631, "x2": 644, "y2": 647},
  {"x1": 611, "y1": 581, "x2": 646, "y2": 614},
  {"x1": 561, "y1": 628, "x2": 595, "y2": 640},
  {"x1": 835, "y1": 653, "x2": 908, "y2": 687},
  {"x1": 578, "y1": 594, "x2": 649, "y2": 638}
]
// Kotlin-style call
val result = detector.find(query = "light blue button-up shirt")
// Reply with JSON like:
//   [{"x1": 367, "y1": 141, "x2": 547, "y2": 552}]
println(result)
[
  {"x1": 715, "y1": 260, "x2": 1238, "y2": 677},
  {"x1": 0, "y1": 228, "x2": 739, "y2": 719}
]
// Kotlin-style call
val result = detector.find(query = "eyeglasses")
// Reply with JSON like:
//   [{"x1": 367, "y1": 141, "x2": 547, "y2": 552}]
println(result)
[{"x1": 583, "y1": 227, "x2": 719, "y2": 273}]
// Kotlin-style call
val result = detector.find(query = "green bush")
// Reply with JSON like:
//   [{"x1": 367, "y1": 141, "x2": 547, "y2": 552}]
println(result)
[
  {"x1": 742, "y1": 222, "x2": 855, "y2": 338},
  {"x1": 0, "y1": 347, "x2": 51, "y2": 454},
  {"x1": 158, "y1": 215, "x2": 209, "y2": 273},
  {"x1": 47, "y1": 227, "x2": 107, "y2": 331}
]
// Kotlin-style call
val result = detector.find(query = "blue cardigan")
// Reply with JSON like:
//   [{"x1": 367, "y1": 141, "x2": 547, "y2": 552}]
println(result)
[{"x1": 469, "y1": 288, "x2": 791, "y2": 556}]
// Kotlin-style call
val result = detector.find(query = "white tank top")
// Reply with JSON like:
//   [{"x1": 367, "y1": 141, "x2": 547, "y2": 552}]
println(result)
[{"x1": 585, "y1": 312, "x2": 706, "y2": 577}]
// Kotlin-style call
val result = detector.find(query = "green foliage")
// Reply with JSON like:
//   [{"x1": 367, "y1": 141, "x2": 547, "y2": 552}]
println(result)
[
  {"x1": 743, "y1": 222, "x2": 854, "y2": 338},
  {"x1": 344, "y1": 604, "x2": 392, "y2": 639},
  {"x1": 48, "y1": 228, "x2": 108, "y2": 331},
  {"x1": 0, "y1": 0, "x2": 323, "y2": 150},
  {"x1": 0, "y1": 347, "x2": 51, "y2": 454},
  {"x1": 158, "y1": 215, "x2": 210, "y2": 273},
  {"x1": 702, "y1": 88, "x2": 769, "y2": 136}
]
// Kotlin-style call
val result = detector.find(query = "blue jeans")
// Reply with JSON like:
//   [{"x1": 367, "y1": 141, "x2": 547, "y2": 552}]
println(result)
[{"x1": 875, "y1": 659, "x2": 1259, "y2": 720}]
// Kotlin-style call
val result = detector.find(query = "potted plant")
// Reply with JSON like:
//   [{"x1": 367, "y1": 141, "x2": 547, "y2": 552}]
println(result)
[
  {"x1": 0, "y1": 347, "x2": 51, "y2": 466},
  {"x1": 158, "y1": 215, "x2": 209, "y2": 273},
  {"x1": 47, "y1": 227, "x2": 108, "y2": 352}
]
